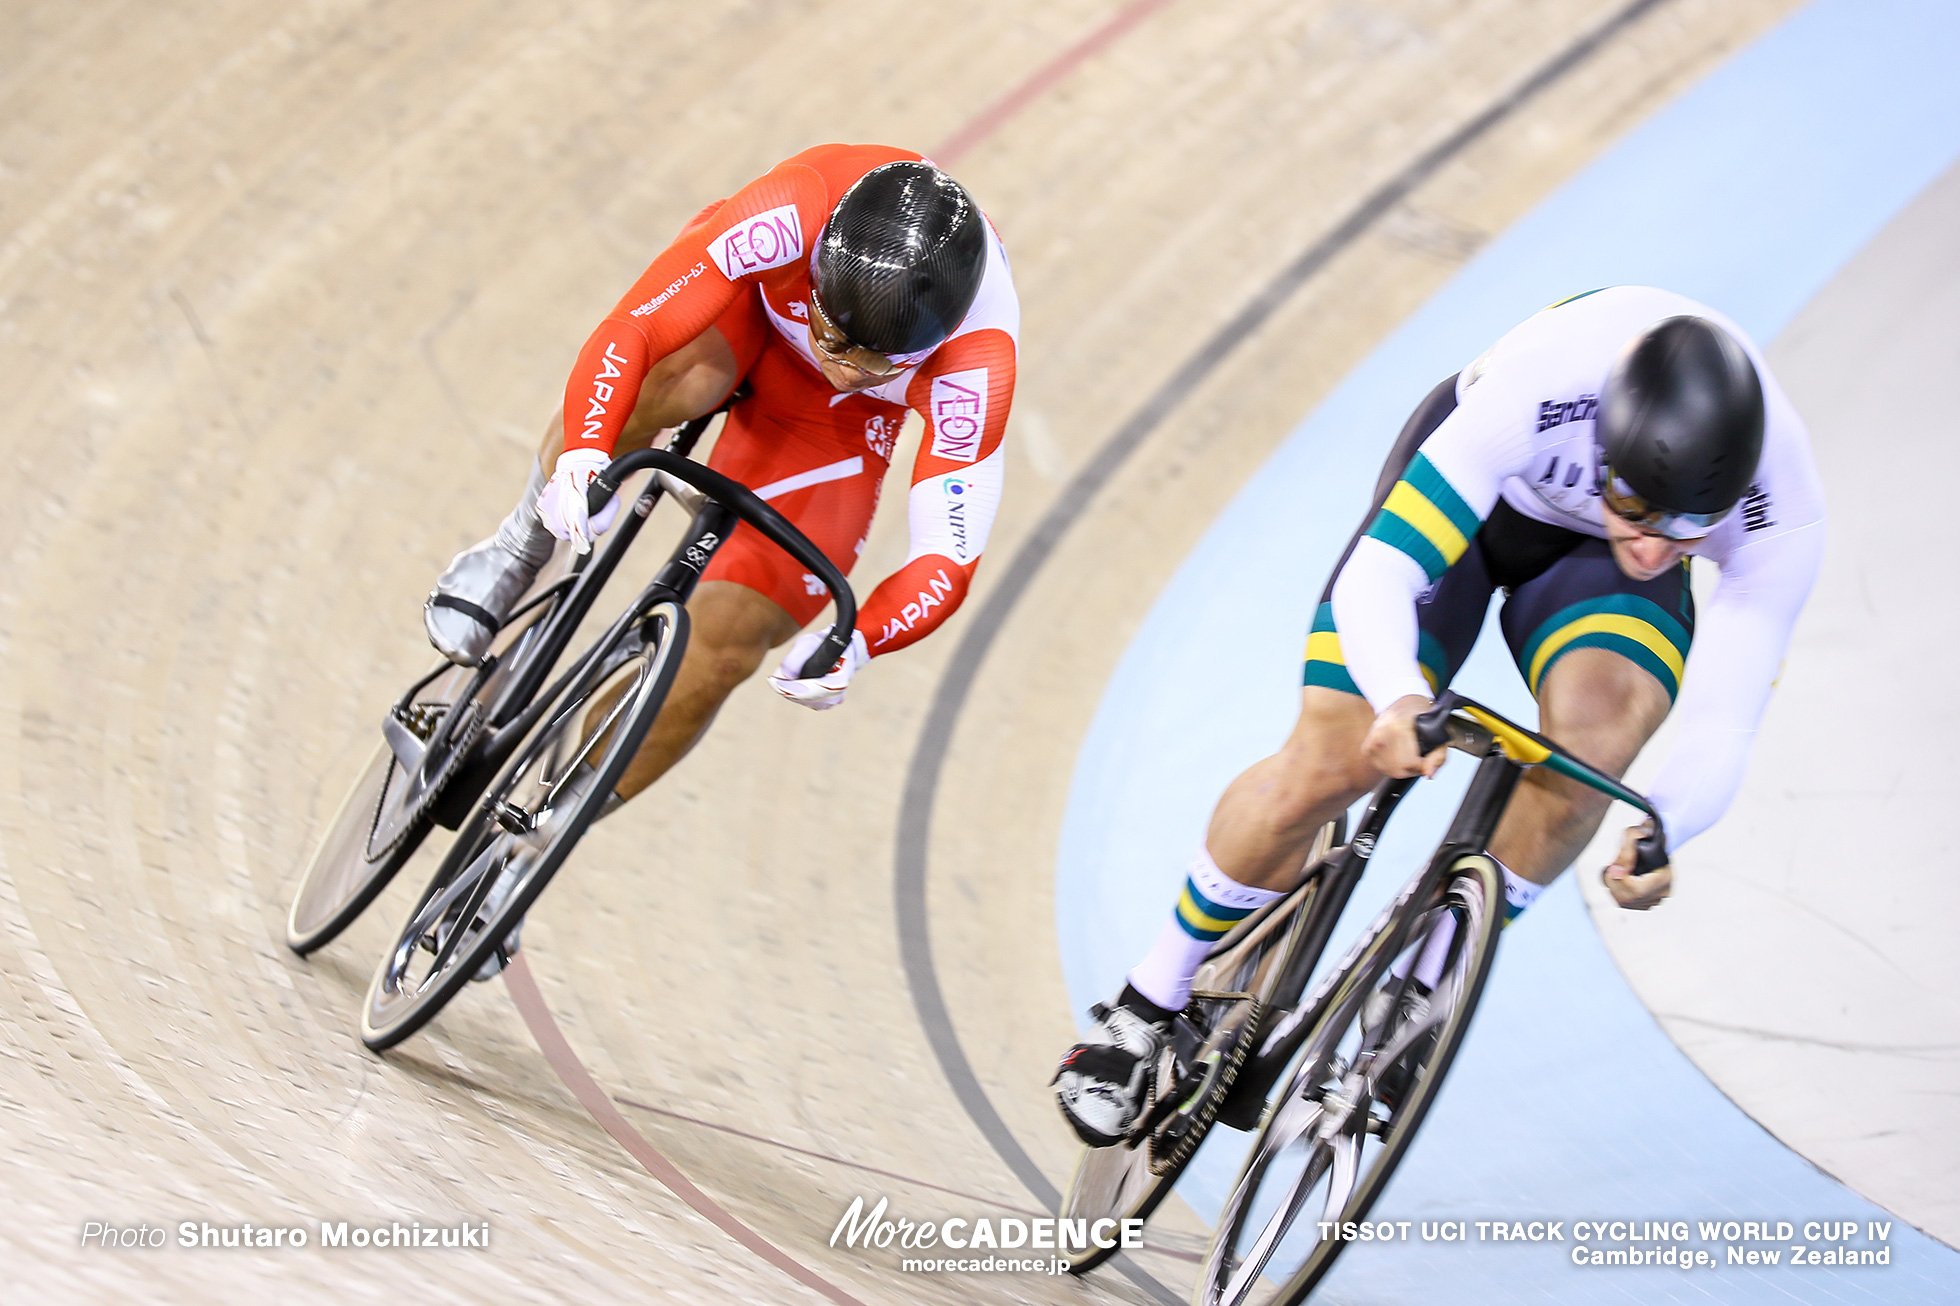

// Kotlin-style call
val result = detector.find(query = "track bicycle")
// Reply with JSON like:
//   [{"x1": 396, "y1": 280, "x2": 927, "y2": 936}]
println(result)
[
  {"x1": 282, "y1": 409, "x2": 856, "y2": 1049},
  {"x1": 1190, "y1": 691, "x2": 1667, "y2": 1305},
  {"x1": 286, "y1": 412, "x2": 726, "y2": 958},
  {"x1": 1058, "y1": 813, "x2": 1351, "y2": 1274}
]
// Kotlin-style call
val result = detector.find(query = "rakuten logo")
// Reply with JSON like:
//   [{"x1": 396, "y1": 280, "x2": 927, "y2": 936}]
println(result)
[
  {"x1": 708, "y1": 204, "x2": 803, "y2": 279},
  {"x1": 929, "y1": 369, "x2": 987, "y2": 463},
  {"x1": 629, "y1": 261, "x2": 709, "y2": 317}
]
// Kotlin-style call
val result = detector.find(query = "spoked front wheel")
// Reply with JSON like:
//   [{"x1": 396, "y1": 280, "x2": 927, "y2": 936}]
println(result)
[
  {"x1": 1061, "y1": 820, "x2": 1344, "y2": 1276},
  {"x1": 1196, "y1": 855, "x2": 1503, "y2": 1306},
  {"x1": 360, "y1": 600, "x2": 688, "y2": 1050}
]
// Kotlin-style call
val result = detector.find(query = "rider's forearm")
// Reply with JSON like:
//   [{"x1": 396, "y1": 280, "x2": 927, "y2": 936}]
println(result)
[
  {"x1": 560, "y1": 240, "x2": 737, "y2": 457},
  {"x1": 1330, "y1": 537, "x2": 1434, "y2": 710},
  {"x1": 854, "y1": 460, "x2": 996, "y2": 654},
  {"x1": 862, "y1": 335, "x2": 1013, "y2": 656},
  {"x1": 560, "y1": 321, "x2": 655, "y2": 458},
  {"x1": 1646, "y1": 522, "x2": 1824, "y2": 846},
  {"x1": 858, "y1": 553, "x2": 977, "y2": 655}
]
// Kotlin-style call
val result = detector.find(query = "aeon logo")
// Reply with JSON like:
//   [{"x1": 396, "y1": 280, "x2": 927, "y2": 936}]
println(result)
[
  {"x1": 707, "y1": 203, "x2": 803, "y2": 279},
  {"x1": 929, "y1": 369, "x2": 987, "y2": 462}
]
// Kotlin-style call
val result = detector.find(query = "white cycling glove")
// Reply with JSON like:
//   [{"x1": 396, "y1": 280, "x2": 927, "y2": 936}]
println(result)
[
  {"x1": 768, "y1": 627, "x2": 869, "y2": 711},
  {"x1": 535, "y1": 448, "x2": 620, "y2": 554}
]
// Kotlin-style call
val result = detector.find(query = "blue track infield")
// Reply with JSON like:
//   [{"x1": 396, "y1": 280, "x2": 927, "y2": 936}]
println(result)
[{"x1": 1054, "y1": 1, "x2": 1960, "y2": 1300}]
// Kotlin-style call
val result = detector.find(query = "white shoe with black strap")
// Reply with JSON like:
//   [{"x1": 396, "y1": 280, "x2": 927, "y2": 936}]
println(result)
[{"x1": 1053, "y1": 1001, "x2": 1170, "y2": 1148}]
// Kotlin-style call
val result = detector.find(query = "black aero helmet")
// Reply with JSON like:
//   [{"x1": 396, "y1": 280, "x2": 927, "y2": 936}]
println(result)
[
  {"x1": 812, "y1": 161, "x2": 986, "y2": 357},
  {"x1": 1596, "y1": 316, "x2": 1765, "y2": 524}
]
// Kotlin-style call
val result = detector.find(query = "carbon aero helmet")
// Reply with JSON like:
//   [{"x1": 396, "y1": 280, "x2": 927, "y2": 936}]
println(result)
[
  {"x1": 1593, "y1": 315, "x2": 1765, "y2": 538},
  {"x1": 812, "y1": 161, "x2": 987, "y2": 361}
]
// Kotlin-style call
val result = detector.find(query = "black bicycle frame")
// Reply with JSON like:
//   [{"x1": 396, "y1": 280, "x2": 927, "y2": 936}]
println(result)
[
  {"x1": 1220, "y1": 776, "x2": 1413, "y2": 1114},
  {"x1": 1222, "y1": 730, "x2": 1531, "y2": 1114},
  {"x1": 429, "y1": 413, "x2": 859, "y2": 827}
]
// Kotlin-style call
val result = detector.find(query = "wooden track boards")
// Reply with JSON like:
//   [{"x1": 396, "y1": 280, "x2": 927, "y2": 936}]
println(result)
[{"x1": 0, "y1": 1, "x2": 1797, "y2": 1300}]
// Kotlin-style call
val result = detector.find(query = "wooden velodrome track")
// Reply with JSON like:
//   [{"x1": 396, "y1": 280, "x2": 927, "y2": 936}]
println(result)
[{"x1": 0, "y1": 2, "x2": 1801, "y2": 1302}]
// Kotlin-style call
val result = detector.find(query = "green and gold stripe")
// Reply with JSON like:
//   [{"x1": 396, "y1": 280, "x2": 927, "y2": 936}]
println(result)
[
  {"x1": 1518, "y1": 594, "x2": 1692, "y2": 700},
  {"x1": 1363, "y1": 453, "x2": 1482, "y2": 582},
  {"x1": 1545, "y1": 287, "x2": 1606, "y2": 310},
  {"x1": 1301, "y1": 601, "x2": 1447, "y2": 696},
  {"x1": 1302, "y1": 602, "x2": 1359, "y2": 695},
  {"x1": 1174, "y1": 876, "x2": 1254, "y2": 941}
]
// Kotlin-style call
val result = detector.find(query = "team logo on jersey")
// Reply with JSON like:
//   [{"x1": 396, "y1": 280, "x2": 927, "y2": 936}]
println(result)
[
  {"x1": 1740, "y1": 481, "x2": 1775, "y2": 531},
  {"x1": 629, "y1": 261, "x2": 710, "y2": 317},
  {"x1": 864, "y1": 414, "x2": 897, "y2": 461},
  {"x1": 940, "y1": 476, "x2": 974, "y2": 562},
  {"x1": 707, "y1": 203, "x2": 803, "y2": 280},
  {"x1": 1536, "y1": 394, "x2": 1599, "y2": 433},
  {"x1": 929, "y1": 369, "x2": 987, "y2": 462}
]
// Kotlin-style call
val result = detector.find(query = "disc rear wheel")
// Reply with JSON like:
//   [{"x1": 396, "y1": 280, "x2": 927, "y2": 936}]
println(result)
[
  {"x1": 286, "y1": 593, "x2": 557, "y2": 955},
  {"x1": 360, "y1": 601, "x2": 686, "y2": 1050}
]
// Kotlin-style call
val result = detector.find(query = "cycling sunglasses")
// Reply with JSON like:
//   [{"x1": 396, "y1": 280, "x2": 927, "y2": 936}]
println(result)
[
  {"x1": 1595, "y1": 465, "x2": 1729, "y2": 540},
  {"x1": 806, "y1": 293, "x2": 904, "y2": 377}
]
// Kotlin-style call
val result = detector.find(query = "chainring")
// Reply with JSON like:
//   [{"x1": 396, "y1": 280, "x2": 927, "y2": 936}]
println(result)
[
  {"x1": 1149, "y1": 997, "x2": 1263, "y2": 1176},
  {"x1": 363, "y1": 696, "x2": 486, "y2": 861}
]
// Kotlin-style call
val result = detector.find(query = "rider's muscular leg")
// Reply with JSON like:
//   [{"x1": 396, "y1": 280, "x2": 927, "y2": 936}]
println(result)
[
  {"x1": 1205, "y1": 687, "x2": 1380, "y2": 890},
  {"x1": 1489, "y1": 648, "x2": 1671, "y2": 885},
  {"x1": 1123, "y1": 688, "x2": 1379, "y2": 1016},
  {"x1": 609, "y1": 581, "x2": 801, "y2": 803},
  {"x1": 535, "y1": 326, "x2": 742, "y2": 463}
]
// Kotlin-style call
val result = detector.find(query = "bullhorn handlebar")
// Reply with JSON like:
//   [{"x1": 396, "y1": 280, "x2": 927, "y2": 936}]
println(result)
[{"x1": 585, "y1": 449, "x2": 857, "y2": 683}]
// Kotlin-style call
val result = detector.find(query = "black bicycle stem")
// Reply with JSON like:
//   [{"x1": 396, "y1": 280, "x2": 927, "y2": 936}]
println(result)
[{"x1": 586, "y1": 449, "x2": 857, "y2": 681}]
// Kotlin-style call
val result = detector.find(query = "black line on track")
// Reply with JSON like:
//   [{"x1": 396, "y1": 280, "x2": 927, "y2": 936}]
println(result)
[{"x1": 893, "y1": 2, "x2": 1672, "y2": 1301}]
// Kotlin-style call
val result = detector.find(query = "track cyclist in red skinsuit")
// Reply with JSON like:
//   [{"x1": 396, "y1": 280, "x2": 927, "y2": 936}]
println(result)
[{"x1": 421, "y1": 146, "x2": 1017, "y2": 969}]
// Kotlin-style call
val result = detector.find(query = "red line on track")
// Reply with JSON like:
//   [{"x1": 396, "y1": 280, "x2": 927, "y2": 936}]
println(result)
[
  {"x1": 934, "y1": 0, "x2": 1175, "y2": 165},
  {"x1": 612, "y1": 1094, "x2": 1050, "y2": 1218},
  {"x1": 504, "y1": 956, "x2": 867, "y2": 1306}
]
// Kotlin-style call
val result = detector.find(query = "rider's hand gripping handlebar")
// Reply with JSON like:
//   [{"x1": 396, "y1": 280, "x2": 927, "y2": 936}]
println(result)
[
  {"x1": 1413, "y1": 698, "x2": 1458, "y2": 757},
  {"x1": 1413, "y1": 692, "x2": 1671, "y2": 874},
  {"x1": 1629, "y1": 823, "x2": 1669, "y2": 876},
  {"x1": 586, "y1": 450, "x2": 858, "y2": 683}
]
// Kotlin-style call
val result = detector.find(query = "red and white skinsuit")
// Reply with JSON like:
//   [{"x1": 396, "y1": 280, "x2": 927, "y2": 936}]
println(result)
[{"x1": 559, "y1": 143, "x2": 1018, "y2": 656}]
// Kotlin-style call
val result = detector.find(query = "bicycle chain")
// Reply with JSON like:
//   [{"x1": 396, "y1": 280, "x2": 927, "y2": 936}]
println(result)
[{"x1": 1149, "y1": 996, "x2": 1263, "y2": 1177}]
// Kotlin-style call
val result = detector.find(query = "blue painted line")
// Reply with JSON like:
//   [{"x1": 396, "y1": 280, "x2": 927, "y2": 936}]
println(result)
[{"x1": 1054, "y1": 0, "x2": 1960, "y2": 1299}]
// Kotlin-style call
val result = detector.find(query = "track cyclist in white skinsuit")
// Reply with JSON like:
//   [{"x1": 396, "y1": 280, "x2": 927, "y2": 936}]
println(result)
[{"x1": 1054, "y1": 286, "x2": 1827, "y2": 1146}]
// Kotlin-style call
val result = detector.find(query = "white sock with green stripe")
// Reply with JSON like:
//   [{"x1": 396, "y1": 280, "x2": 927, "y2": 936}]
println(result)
[{"x1": 1127, "y1": 847, "x2": 1282, "y2": 1013}]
